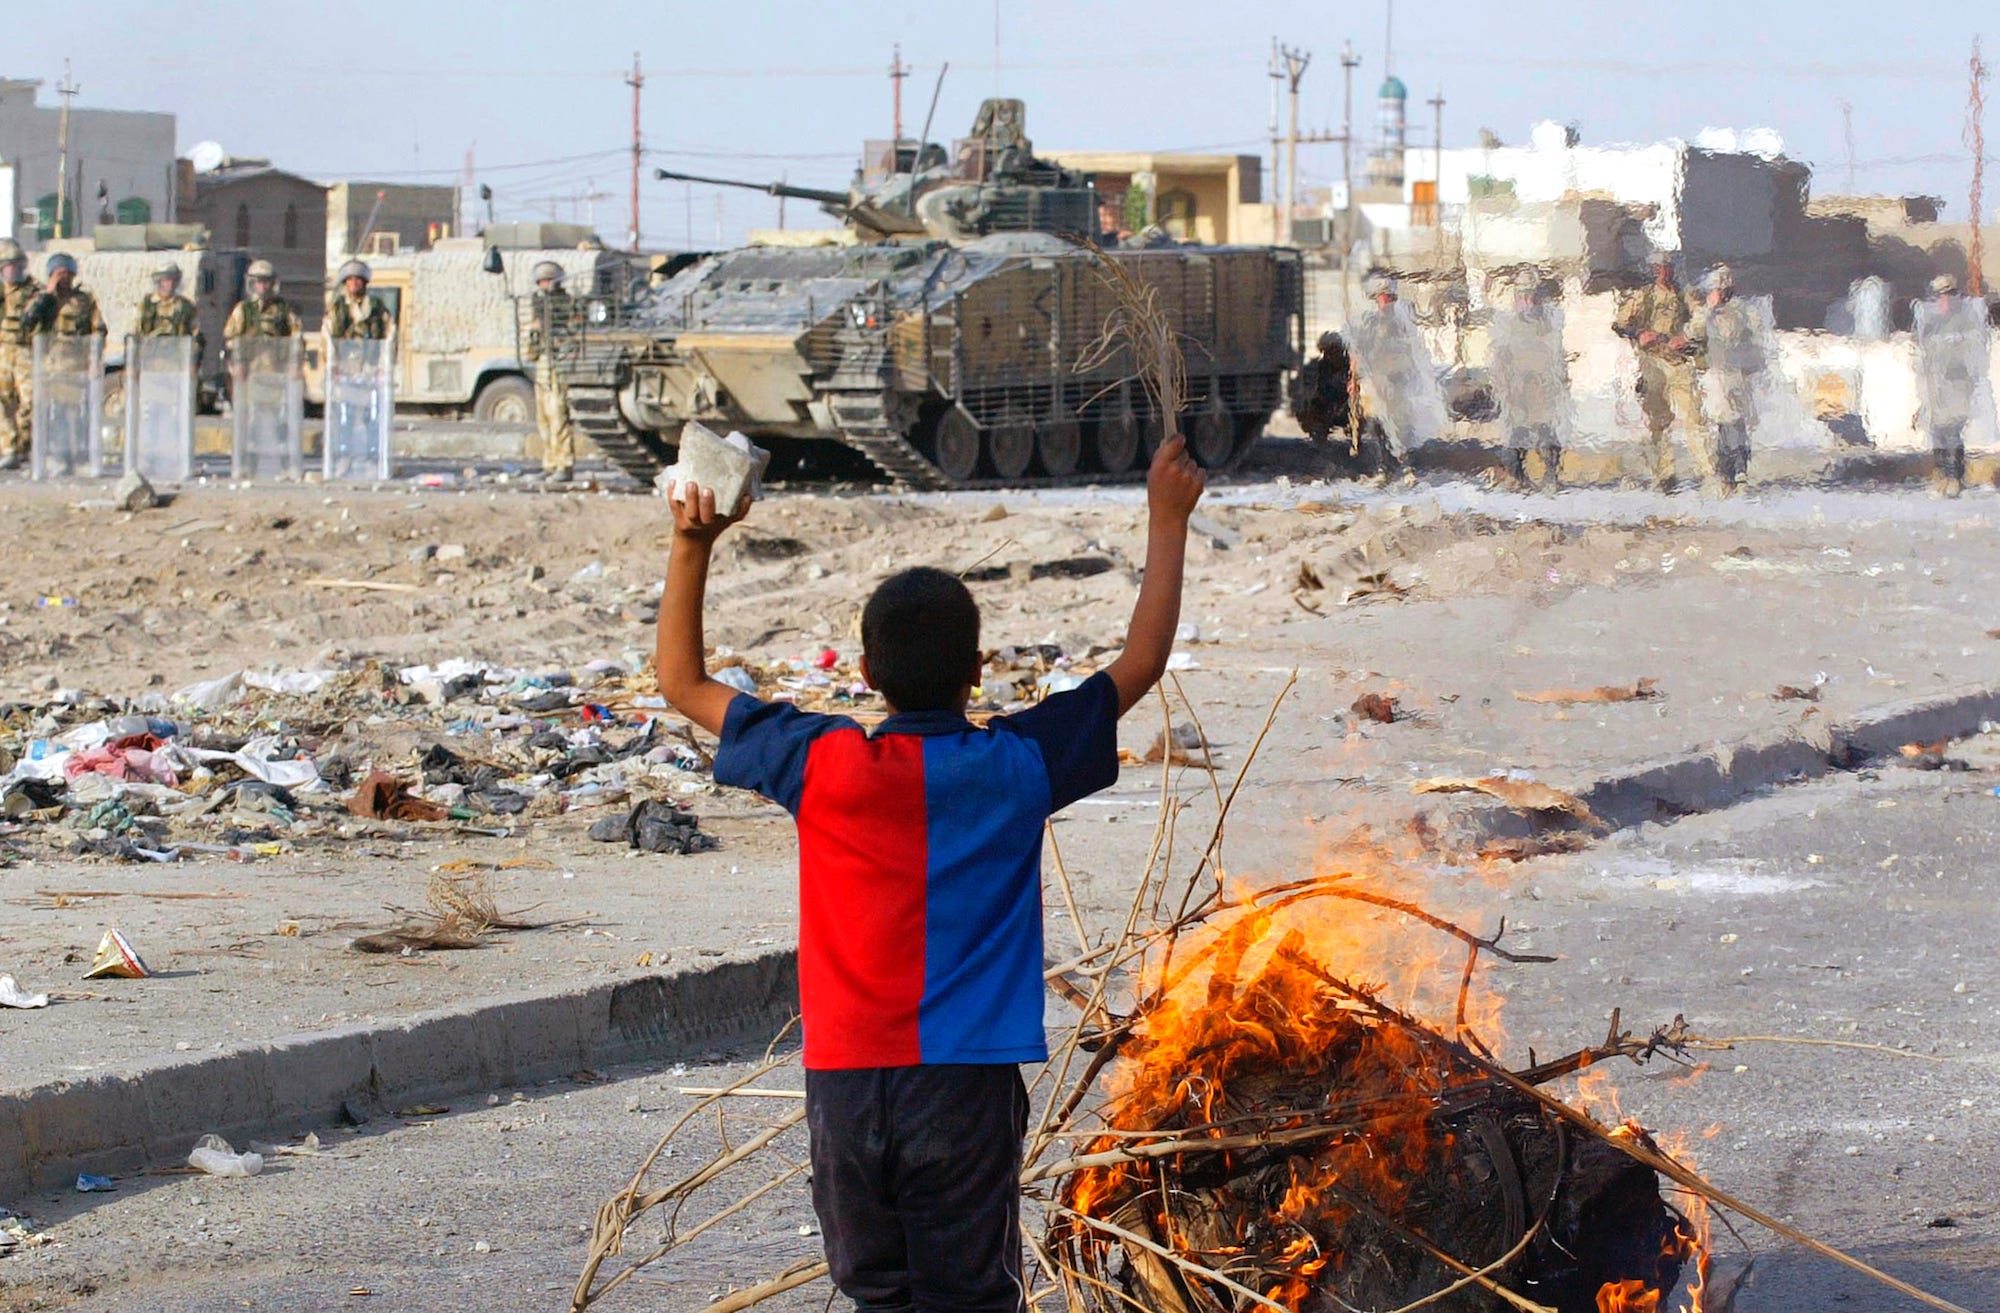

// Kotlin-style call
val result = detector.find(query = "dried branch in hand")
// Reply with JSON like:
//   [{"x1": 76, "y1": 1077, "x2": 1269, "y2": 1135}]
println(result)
[{"x1": 1071, "y1": 239, "x2": 1188, "y2": 440}]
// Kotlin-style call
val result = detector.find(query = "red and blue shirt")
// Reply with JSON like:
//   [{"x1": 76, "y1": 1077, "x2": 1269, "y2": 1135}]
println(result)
[{"x1": 714, "y1": 672, "x2": 1120, "y2": 1070}]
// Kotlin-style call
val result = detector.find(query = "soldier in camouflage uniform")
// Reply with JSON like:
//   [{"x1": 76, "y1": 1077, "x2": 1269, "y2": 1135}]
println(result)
[
  {"x1": 1913, "y1": 273, "x2": 1988, "y2": 498},
  {"x1": 1688, "y1": 264, "x2": 1765, "y2": 496},
  {"x1": 529, "y1": 260, "x2": 577, "y2": 482},
  {"x1": 1612, "y1": 250, "x2": 1704, "y2": 490},
  {"x1": 0, "y1": 239, "x2": 38, "y2": 469},
  {"x1": 136, "y1": 261, "x2": 203, "y2": 365},
  {"x1": 324, "y1": 259, "x2": 394, "y2": 340},
  {"x1": 22, "y1": 252, "x2": 106, "y2": 340},
  {"x1": 223, "y1": 259, "x2": 302, "y2": 345}
]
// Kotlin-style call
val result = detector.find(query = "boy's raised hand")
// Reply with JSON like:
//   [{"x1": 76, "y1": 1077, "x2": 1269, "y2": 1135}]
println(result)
[
  {"x1": 667, "y1": 481, "x2": 750, "y2": 543},
  {"x1": 1147, "y1": 432, "x2": 1206, "y2": 522}
]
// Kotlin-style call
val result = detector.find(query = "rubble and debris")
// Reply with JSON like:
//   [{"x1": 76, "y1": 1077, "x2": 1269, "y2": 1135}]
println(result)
[
  {"x1": 1516, "y1": 678, "x2": 1661, "y2": 705},
  {"x1": 657, "y1": 421, "x2": 770, "y2": 514},
  {"x1": 1413, "y1": 775, "x2": 1606, "y2": 827},
  {"x1": 588, "y1": 799, "x2": 716, "y2": 854},
  {"x1": 1350, "y1": 691, "x2": 1401, "y2": 723},
  {"x1": 112, "y1": 469, "x2": 161, "y2": 512},
  {"x1": 0, "y1": 975, "x2": 49, "y2": 1008},
  {"x1": 82, "y1": 928, "x2": 151, "y2": 980},
  {"x1": 1142, "y1": 723, "x2": 1211, "y2": 768},
  {"x1": 186, "y1": 1134, "x2": 264, "y2": 1178},
  {"x1": 73, "y1": 1174, "x2": 116, "y2": 1193}
]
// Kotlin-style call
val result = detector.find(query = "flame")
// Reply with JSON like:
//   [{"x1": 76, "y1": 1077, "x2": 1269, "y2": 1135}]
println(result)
[
  {"x1": 1597, "y1": 1279, "x2": 1662, "y2": 1313},
  {"x1": 1061, "y1": 838, "x2": 1515, "y2": 1307},
  {"x1": 1584, "y1": 1090, "x2": 1714, "y2": 1313}
]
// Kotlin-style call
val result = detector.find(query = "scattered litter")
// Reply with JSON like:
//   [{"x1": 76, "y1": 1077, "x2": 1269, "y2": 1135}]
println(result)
[
  {"x1": 588, "y1": 800, "x2": 717, "y2": 854},
  {"x1": 350, "y1": 871, "x2": 557, "y2": 954},
  {"x1": 1898, "y1": 740, "x2": 1970, "y2": 771},
  {"x1": 187, "y1": 1134, "x2": 263, "y2": 1178},
  {"x1": 83, "y1": 928, "x2": 152, "y2": 980},
  {"x1": 1350, "y1": 692, "x2": 1400, "y2": 724},
  {"x1": 0, "y1": 975, "x2": 49, "y2": 1008},
  {"x1": 714, "y1": 666, "x2": 758, "y2": 696},
  {"x1": 1412, "y1": 776, "x2": 1605, "y2": 828},
  {"x1": 1164, "y1": 652, "x2": 1200, "y2": 672},
  {"x1": 348, "y1": 771, "x2": 449, "y2": 823},
  {"x1": 113, "y1": 469, "x2": 161, "y2": 512},
  {"x1": 1773, "y1": 684, "x2": 1822, "y2": 702},
  {"x1": 1143, "y1": 723, "x2": 1212, "y2": 768},
  {"x1": 1515, "y1": 679, "x2": 1660, "y2": 705},
  {"x1": 73, "y1": 1173, "x2": 116, "y2": 1193}
]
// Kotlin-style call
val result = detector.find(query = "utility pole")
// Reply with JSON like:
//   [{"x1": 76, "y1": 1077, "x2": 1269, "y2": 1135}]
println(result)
[
  {"x1": 54, "y1": 61, "x2": 79, "y2": 238},
  {"x1": 1268, "y1": 39, "x2": 1283, "y2": 241},
  {"x1": 626, "y1": 52, "x2": 644, "y2": 250},
  {"x1": 1280, "y1": 45, "x2": 1310, "y2": 247},
  {"x1": 1341, "y1": 42, "x2": 1360, "y2": 317},
  {"x1": 1839, "y1": 99, "x2": 1857, "y2": 194},
  {"x1": 1968, "y1": 38, "x2": 1988, "y2": 296},
  {"x1": 890, "y1": 44, "x2": 910, "y2": 143}
]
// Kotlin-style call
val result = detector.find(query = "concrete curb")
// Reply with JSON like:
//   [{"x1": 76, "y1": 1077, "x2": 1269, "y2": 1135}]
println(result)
[
  {"x1": 0, "y1": 948, "x2": 798, "y2": 1200},
  {"x1": 1441, "y1": 685, "x2": 2000, "y2": 852}
]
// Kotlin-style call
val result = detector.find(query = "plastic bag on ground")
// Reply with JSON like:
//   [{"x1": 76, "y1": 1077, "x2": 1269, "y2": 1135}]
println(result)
[
  {"x1": 187, "y1": 1134, "x2": 264, "y2": 1178},
  {"x1": 0, "y1": 975, "x2": 49, "y2": 1009}
]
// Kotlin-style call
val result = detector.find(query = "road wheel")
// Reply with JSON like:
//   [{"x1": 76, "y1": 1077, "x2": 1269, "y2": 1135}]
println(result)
[
  {"x1": 932, "y1": 406, "x2": 982, "y2": 482},
  {"x1": 988, "y1": 418, "x2": 1034, "y2": 480},
  {"x1": 1036, "y1": 418, "x2": 1082, "y2": 477},
  {"x1": 1189, "y1": 405, "x2": 1235, "y2": 468},
  {"x1": 473, "y1": 374, "x2": 536, "y2": 424},
  {"x1": 1093, "y1": 410, "x2": 1141, "y2": 473}
]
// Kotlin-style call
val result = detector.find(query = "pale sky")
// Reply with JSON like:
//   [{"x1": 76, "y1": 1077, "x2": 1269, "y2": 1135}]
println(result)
[{"x1": 9, "y1": 0, "x2": 1991, "y2": 246}]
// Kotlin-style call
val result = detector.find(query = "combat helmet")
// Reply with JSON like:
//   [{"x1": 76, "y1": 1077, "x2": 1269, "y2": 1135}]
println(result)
[
  {"x1": 0, "y1": 238, "x2": 23, "y2": 264},
  {"x1": 246, "y1": 258, "x2": 277, "y2": 282},
  {"x1": 337, "y1": 259, "x2": 370, "y2": 284},
  {"x1": 152, "y1": 261, "x2": 183, "y2": 283},
  {"x1": 43, "y1": 252, "x2": 77, "y2": 277},
  {"x1": 531, "y1": 260, "x2": 564, "y2": 284}
]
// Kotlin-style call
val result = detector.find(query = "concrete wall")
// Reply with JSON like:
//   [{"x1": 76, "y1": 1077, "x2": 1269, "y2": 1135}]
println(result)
[
  {"x1": 0, "y1": 78, "x2": 177, "y2": 245},
  {"x1": 327, "y1": 181, "x2": 459, "y2": 262}
]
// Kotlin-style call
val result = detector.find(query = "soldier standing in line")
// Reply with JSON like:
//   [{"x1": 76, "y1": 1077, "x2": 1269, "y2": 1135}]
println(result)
[
  {"x1": 21, "y1": 252, "x2": 106, "y2": 341},
  {"x1": 1612, "y1": 250, "x2": 1702, "y2": 491},
  {"x1": 1913, "y1": 273, "x2": 1988, "y2": 498},
  {"x1": 0, "y1": 239, "x2": 39, "y2": 469},
  {"x1": 1489, "y1": 268, "x2": 1570, "y2": 489},
  {"x1": 324, "y1": 259, "x2": 393, "y2": 340},
  {"x1": 1347, "y1": 272, "x2": 1447, "y2": 480},
  {"x1": 1689, "y1": 264, "x2": 1765, "y2": 496},
  {"x1": 135, "y1": 261, "x2": 203, "y2": 363},
  {"x1": 223, "y1": 259, "x2": 301, "y2": 346},
  {"x1": 529, "y1": 260, "x2": 577, "y2": 483}
]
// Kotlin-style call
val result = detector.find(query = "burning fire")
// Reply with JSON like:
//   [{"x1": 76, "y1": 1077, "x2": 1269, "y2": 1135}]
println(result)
[{"x1": 1056, "y1": 840, "x2": 1698, "y2": 1312}]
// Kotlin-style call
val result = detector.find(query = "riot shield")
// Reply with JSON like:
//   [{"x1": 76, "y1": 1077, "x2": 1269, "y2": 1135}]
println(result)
[
  {"x1": 1914, "y1": 298, "x2": 1996, "y2": 446},
  {"x1": 1487, "y1": 303, "x2": 1571, "y2": 446},
  {"x1": 231, "y1": 337, "x2": 304, "y2": 481},
  {"x1": 124, "y1": 335, "x2": 196, "y2": 483},
  {"x1": 324, "y1": 337, "x2": 394, "y2": 481},
  {"x1": 30, "y1": 334, "x2": 105, "y2": 480},
  {"x1": 1348, "y1": 302, "x2": 1449, "y2": 453}
]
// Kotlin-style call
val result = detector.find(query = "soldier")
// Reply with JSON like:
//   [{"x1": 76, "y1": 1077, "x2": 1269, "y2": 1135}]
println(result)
[
  {"x1": 1293, "y1": 329, "x2": 1354, "y2": 444},
  {"x1": 1489, "y1": 268, "x2": 1570, "y2": 489},
  {"x1": 22, "y1": 252, "x2": 106, "y2": 340},
  {"x1": 1612, "y1": 250, "x2": 1702, "y2": 490},
  {"x1": 223, "y1": 259, "x2": 301, "y2": 345},
  {"x1": 325, "y1": 259, "x2": 393, "y2": 340},
  {"x1": 0, "y1": 239, "x2": 38, "y2": 469},
  {"x1": 1346, "y1": 272, "x2": 1447, "y2": 478},
  {"x1": 135, "y1": 261, "x2": 203, "y2": 363},
  {"x1": 1689, "y1": 264, "x2": 1765, "y2": 496},
  {"x1": 1913, "y1": 273, "x2": 1988, "y2": 498},
  {"x1": 529, "y1": 260, "x2": 577, "y2": 483}
]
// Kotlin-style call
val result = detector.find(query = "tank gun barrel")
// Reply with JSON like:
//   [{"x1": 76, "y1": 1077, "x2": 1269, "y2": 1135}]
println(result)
[{"x1": 653, "y1": 168, "x2": 850, "y2": 209}]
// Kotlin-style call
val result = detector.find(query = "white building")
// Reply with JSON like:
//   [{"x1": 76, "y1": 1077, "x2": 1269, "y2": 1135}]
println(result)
[{"x1": 0, "y1": 77, "x2": 177, "y2": 247}]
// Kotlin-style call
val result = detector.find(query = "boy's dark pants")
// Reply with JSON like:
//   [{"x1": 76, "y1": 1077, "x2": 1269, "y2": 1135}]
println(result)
[{"x1": 806, "y1": 1064, "x2": 1029, "y2": 1312}]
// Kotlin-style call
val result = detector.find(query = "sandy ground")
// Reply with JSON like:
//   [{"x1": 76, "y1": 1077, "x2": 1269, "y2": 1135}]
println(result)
[{"x1": 3, "y1": 453, "x2": 2000, "y2": 1308}]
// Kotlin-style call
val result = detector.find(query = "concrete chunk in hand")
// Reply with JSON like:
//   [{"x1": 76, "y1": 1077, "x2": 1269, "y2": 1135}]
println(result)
[{"x1": 656, "y1": 421, "x2": 770, "y2": 514}]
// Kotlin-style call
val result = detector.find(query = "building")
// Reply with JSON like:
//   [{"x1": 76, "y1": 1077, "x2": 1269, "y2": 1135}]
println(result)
[
  {"x1": 1366, "y1": 75, "x2": 1408, "y2": 189},
  {"x1": 1041, "y1": 151, "x2": 1265, "y2": 245},
  {"x1": 326, "y1": 181, "x2": 459, "y2": 263},
  {"x1": 176, "y1": 159, "x2": 327, "y2": 325},
  {"x1": 0, "y1": 77, "x2": 177, "y2": 246}
]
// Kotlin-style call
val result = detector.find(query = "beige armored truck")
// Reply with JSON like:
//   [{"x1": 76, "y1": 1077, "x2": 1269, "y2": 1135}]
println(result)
[{"x1": 303, "y1": 233, "x2": 632, "y2": 421}]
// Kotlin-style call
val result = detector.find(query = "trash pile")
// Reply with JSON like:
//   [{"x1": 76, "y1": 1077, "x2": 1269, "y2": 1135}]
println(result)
[{"x1": 0, "y1": 657, "x2": 725, "y2": 866}]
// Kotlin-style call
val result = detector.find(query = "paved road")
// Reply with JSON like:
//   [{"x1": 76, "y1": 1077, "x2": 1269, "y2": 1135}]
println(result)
[{"x1": 7, "y1": 760, "x2": 1996, "y2": 1312}]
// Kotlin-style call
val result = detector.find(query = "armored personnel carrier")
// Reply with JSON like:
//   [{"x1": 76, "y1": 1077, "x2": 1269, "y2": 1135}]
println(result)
[{"x1": 547, "y1": 99, "x2": 1303, "y2": 487}]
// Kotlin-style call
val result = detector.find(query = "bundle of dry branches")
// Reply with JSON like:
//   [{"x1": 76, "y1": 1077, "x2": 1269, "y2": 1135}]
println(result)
[
  {"x1": 1073, "y1": 240, "x2": 1188, "y2": 442},
  {"x1": 568, "y1": 667, "x2": 1977, "y2": 1313}
]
